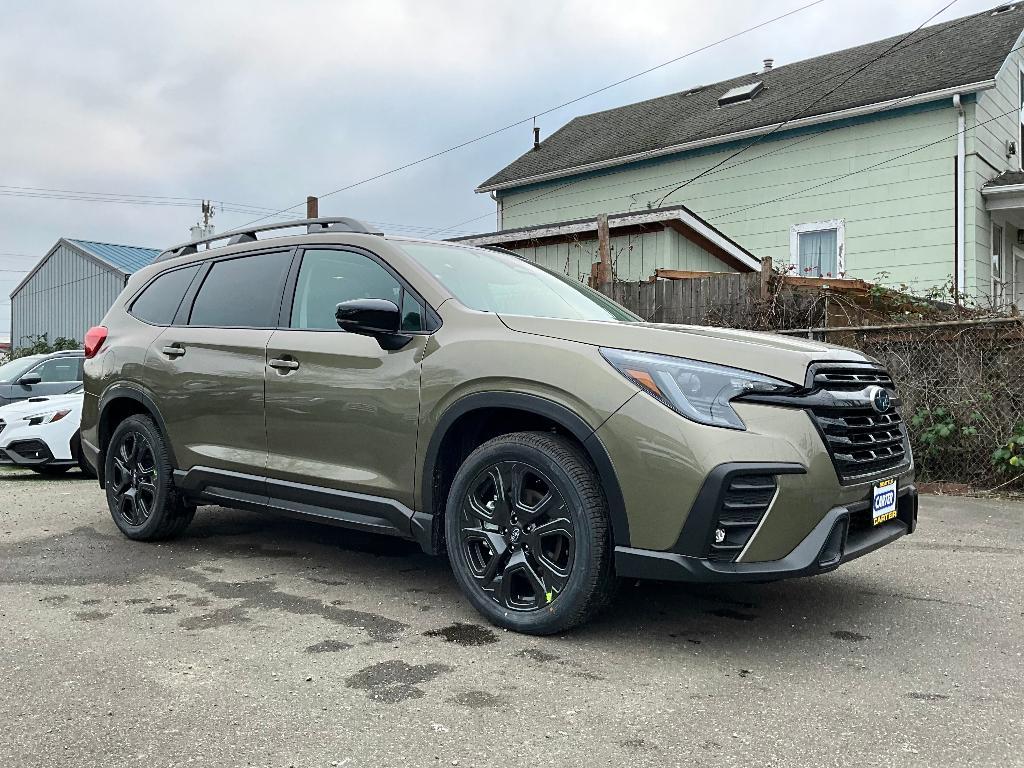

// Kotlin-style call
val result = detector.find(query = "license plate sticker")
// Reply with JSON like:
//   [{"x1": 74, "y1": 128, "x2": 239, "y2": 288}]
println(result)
[{"x1": 872, "y1": 478, "x2": 898, "y2": 525}]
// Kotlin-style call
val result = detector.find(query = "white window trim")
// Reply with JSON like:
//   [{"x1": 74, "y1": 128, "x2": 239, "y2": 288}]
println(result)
[
  {"x1": 789, "y1": 219, "x2": 846, "y2": 277},
  {"x1": 992, "y1": 221, "x2": 1007, "y2": 307},
  {"x1": 1018, "y1": 62, "x2": 1024, "y2": 172}
]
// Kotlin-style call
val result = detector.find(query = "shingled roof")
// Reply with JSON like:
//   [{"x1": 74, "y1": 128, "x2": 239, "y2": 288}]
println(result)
[{"x1": 479, "y1": 4, "x2": 1024, "y2": 192}]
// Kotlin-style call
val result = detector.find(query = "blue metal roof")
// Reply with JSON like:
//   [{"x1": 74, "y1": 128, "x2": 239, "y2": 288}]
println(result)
[{"x1": 67, "y1": 239, "x2": 160, "y2": 274}]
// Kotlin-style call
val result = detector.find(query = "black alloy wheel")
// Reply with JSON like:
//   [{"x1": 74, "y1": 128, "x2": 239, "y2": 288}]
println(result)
[
  {"x1": 109, "y1": 429, "x2": 158, "y2": 527},
  {"x1": 459, "y1": 460, "x2": 576, "y2": 611},
  {"x1": 445, "y1": 431, "x2": 616, "y2": 635},
  {"x1": 104, "y1": 414, "x2": 195, "y2": 541}
]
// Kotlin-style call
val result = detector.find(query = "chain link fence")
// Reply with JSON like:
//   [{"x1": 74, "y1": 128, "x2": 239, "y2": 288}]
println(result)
[{"x1": 782, "y1": 318, "x2": 1024, "y2": 488}]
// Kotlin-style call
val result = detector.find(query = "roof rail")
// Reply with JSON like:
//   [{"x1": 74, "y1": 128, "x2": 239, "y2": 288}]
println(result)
[{"x1": 155, "y1": 217, "x2": 383, "y2": 262}]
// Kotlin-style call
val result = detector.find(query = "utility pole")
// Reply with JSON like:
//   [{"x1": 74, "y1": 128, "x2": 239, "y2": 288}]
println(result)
[
  {"x1": 307, "y1": 196, "x2": 319, "y2": 219},
  {"x1": 596, "y1": 213, "x2": 612, "y2": 290}
]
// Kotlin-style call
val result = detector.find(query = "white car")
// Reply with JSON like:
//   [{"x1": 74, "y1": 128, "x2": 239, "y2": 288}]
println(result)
[{"x1": 0, "y1": 385, "x2": 91, "y2": 476}]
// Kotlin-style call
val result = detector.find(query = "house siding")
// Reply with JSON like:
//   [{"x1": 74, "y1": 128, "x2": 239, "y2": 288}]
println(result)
[
  {"x1": 510, "y1": 227, "x2": 736, "y2": 283},
  {"x1": 966, "y1": 31, "x2": 1024, "y2": 303},
  {"x1": 10, "y1": 243, "x2": 125, "y2": 346},
  {"x1": 499, "y1": 102, "x2": 960, "y2": 290}
]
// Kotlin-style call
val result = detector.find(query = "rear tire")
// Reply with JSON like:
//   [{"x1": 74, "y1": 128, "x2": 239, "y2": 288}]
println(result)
[
  {"x1": 445, "y1": 431, "x2": 616, "y2": 635},
  {"x1": 104, "y1": 415, "x2": 194, "y2": 541}
]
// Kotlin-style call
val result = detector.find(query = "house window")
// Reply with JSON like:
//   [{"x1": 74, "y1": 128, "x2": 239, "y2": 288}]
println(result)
[
  {"x1": 993, "y1": 223, "x2": 1007, "y2": 307},
  {"x1": 790, "y1": 220, "x2": 845, "y2": 278}
]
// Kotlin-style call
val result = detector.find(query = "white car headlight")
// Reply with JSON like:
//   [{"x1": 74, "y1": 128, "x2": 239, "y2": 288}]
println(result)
[
  {"x1": 23, "y1": 409, "x2": 72, "y2": 427},
  {"x1": 600, "y1": 348, "x2": 795, "y2": 430}
]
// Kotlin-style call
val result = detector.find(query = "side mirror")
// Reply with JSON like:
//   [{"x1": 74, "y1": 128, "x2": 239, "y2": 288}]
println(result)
[
  {"x1": 18, "y1": 373, "x2": 42, "y2": 386},
  {"x1": 335, "y1": 299, "x2": 410, "y2": 350}
]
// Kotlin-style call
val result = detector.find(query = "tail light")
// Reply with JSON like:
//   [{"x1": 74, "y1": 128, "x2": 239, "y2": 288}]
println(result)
[{"x1": 84, "y1": 326, "x2": 108, "y2": 359}]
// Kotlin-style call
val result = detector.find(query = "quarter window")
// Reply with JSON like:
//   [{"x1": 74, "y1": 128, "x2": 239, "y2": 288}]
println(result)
[
  {"x1": 130, "y1": 265, "x2": 200, "y2": 325},
  {"x1": 290, "y1": 249, "x2": 421, "y2": 332},
  {"x1": 189, "y1": 252, "x2": 292, "y2": 328}
]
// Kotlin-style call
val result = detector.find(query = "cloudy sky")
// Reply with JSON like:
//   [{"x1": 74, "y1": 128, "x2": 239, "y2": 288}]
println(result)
[{"x1": 0, "y1": 0, "x2": 999, "y2": 336}]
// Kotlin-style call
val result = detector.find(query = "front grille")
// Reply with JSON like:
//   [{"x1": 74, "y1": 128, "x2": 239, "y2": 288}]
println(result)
[
  {"x1": 812, "y1": 368, "x2": 893, "y2": 390},
  {"x1": 812, "y1": 408, "x2": 908, "y2": 479},
  {"x1": 707, "y1": 474, "x2": 777, "y2": 561},
  {"x1": 0, "y1": 418, "x2": 5, "y2": 436},
  {"x1": 806, "y1": 364, "x2": 910, "y2": 482}
]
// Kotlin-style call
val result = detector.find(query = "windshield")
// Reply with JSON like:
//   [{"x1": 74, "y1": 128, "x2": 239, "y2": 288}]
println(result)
[
  {"x1": 397, "y1": 241, "x2": 638, "y2": 322},
  {"x1": 0, "y1": 356, "x2": 41, "y2": 384}
]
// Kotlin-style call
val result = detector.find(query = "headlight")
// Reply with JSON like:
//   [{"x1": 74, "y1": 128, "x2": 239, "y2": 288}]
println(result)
[
  {"x1": 600, "y1": 348, "x2": 795, "y2": 430},
  {"x1": 23, "y1": 409, "x2": 72, "y2": 427}
]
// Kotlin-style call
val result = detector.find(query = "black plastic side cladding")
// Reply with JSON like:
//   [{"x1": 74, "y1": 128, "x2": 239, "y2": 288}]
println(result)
[{"x1": 419, "y1": 392, "x2": 630, "y2": 555}]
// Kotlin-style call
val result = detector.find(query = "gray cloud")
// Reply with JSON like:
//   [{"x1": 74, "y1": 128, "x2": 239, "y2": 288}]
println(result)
[{"x1": 0, "y1": 0, "x2": 997, "y2": 333}]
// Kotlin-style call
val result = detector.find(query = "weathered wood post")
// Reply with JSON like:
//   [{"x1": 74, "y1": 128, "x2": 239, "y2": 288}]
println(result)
[{"x1": 596, "y1": 213, "x2": 612, "y2": 292}]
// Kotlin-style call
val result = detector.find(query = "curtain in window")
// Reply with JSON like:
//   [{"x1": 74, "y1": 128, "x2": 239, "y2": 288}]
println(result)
[{"x1": 798, "y1": 229, "x2": 838, "y2": 277}]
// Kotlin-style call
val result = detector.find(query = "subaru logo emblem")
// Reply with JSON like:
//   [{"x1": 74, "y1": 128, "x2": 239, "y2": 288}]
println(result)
[{"x1": 867, "y1": 385, "x2": 891, "y2": 413}]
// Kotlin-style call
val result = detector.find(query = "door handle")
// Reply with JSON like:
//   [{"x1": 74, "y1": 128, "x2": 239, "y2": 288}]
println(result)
[
  {"x1": 161, "y1": 345, "x2": 186, "y2": 358},
  {"x1": 268, "y1": 358, "x2": 300, "y2": 372}
]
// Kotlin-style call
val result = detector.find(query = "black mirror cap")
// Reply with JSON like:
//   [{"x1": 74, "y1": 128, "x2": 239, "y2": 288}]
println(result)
[
  {"x1": 336, "y1": 298, "x2": 402, "y2": 335},
  {"x1": 19, "y1": 373, "x2": 42, "y2": 386}
]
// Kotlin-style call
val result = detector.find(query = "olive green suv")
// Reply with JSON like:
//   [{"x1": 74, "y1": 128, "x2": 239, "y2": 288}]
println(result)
[{"x1": 80, "y1": 217, "x2": 917, "y2": 634}]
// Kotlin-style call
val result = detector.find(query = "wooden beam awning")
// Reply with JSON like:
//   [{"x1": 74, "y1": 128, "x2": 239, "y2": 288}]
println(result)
[{"x1": 449, "y1": 204, "x2": 761, "y2": 272}]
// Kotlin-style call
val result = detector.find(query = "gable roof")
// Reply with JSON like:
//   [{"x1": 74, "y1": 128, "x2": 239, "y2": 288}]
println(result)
[
  {"x1": 450, "y1": 203, "x2": 761, "y2": 272},
  {"x1": 66, "y1": 239, "x2": 160, "y2": 274},
  {"x1": 479, "y1": 5, "x2": 1024, "y2": 192},
  {"x1": 10, "y1": 238, "x2": 159, "y2": 298}
]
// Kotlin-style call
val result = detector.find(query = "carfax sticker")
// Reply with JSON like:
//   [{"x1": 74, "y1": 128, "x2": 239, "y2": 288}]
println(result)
[{"x1": 872, "y1": 478, "x2": 897, "y2": 525}]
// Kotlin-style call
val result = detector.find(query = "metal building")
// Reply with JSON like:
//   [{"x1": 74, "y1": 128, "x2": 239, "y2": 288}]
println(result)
[{"x1": 9, "y1": 239, "x2": 159, "y2": 346}]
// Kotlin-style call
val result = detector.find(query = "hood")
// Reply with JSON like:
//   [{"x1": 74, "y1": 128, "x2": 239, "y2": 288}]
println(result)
[
  {"x1": 497, "y1": 315, "x2": 867, "y2": 384},
  {"x1": 0, "y1": 393, "x2": 83, "y2": 420}
]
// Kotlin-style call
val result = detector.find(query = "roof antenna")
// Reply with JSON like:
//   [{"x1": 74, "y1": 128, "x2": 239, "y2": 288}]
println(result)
[{"x1": 533, "y1": 118, "x2": 540, "y2": 151}]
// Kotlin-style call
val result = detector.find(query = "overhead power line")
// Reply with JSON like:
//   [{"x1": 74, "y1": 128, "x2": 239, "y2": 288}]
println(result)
[
  {"x1": 236, "y1": 0, "x2": 829, "y2": 228},
  {"x1": 430, "y1": 0, "x2": 975, "y2": 236},
  {"x1": 708, "y1": 101, "x2": 1022, "y2": 223},
  {"x1": 649, "y1": 0, "x2": 962, "y2": 208}
]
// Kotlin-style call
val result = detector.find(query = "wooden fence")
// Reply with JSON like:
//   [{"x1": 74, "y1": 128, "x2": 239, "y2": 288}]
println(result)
[{"x1": 599, "y1": 272, "x2": 763, "y2": 325}]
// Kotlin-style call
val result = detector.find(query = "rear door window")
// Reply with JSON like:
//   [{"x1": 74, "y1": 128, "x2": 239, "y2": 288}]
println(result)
[
  {"x1": 189, "y1": 251, "x2": 292, "y2": 328},
  {"x1": 130, "y1": 265, "x2": 201, "y2": 325}
]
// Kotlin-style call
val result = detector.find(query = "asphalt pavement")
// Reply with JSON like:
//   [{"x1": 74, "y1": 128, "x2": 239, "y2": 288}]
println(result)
[{"x1": 1, "y1": 465, "x2": 1021, "y2": 767}]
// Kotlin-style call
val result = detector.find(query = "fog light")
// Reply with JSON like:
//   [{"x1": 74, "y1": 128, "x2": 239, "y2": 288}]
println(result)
[{"x1": 714, "y1": 527, "x2": 726, "y2": 544}]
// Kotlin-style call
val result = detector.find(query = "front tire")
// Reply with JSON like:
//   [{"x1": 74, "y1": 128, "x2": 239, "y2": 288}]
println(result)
[
  {"x1": 445, "y1": 431, "x2": 616, "y2": 635},
  {"x1": 105, "y1": 415, "x2": 194, "y2": 540}
]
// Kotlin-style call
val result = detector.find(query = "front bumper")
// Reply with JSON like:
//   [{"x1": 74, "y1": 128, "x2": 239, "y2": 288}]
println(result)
[
  {"x1": 0, "y1": 439, "x2": 74, "y2": 468},
  {"x1": 615, "y1": 484, "x2": 917, "y2": 582}
]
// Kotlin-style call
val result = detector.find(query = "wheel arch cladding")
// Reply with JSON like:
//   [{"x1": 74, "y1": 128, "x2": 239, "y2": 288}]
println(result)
[
  {"x1": 421, "y1": 392, "x2": 630, "y2": 552},
  {"x1": 97, "y1": 386, "x2": 177, "y2": 485}
]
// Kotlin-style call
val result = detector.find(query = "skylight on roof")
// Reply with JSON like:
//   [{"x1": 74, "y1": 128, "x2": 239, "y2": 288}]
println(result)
[{"x1": 718, "y1": 80, "x2": 764, "y2": 107}]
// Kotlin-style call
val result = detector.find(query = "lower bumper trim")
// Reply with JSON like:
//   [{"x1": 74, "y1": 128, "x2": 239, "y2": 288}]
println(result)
[{"x1": 616, "y1": 485, "x2": 917, "y2": 583}]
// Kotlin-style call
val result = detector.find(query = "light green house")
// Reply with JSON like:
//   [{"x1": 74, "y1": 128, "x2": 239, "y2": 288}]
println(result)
[{"x1": 464, "y1": 5, "x2": 1024, "y2": 308}]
